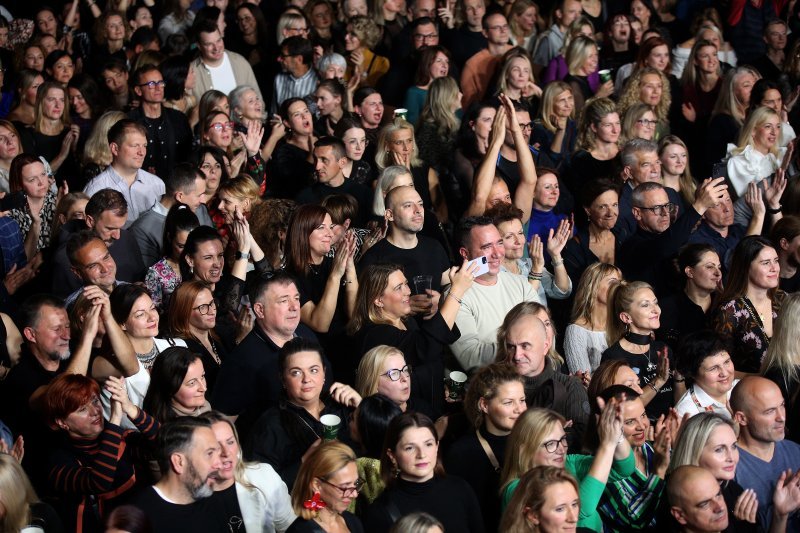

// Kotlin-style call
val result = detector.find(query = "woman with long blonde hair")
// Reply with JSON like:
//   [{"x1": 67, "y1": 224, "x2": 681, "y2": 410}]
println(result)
[
  {"x1": 659, "y1": 135, "x2": 697, "y2": 206},
  {"x1": 500, "y1": 466, "x2": 581, "y2": 533},
  {"x1": 417, "y1": 76, "x2": 462, "y2": 171},
  {"x1": 532, "y1": 81, "x2": 576, "y2": 172},
  {"x1": 565, "y1": 263, "x2": 621, "y2": 373},
  {"x1": 81, "y1": 110, "x2": 126, "y2": 183},
  {"x1": 616, "y1": 66, "x2": 671, "y2": 136},
  {"x1": 0, "y1": 454, "x2": 61, "y2": 531},
  {"x1": 506, "y1": 0, "x2": 539, "y2": 53}
]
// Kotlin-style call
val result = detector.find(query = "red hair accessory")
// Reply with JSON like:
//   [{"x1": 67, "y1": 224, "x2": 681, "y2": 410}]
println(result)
[{"x1": 303, "y1": 491, "x2": 327, "y2": 512}]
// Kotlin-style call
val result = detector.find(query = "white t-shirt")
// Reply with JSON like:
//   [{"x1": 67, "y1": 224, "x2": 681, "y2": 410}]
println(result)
[{"x1": 206, "y1": 52, "x2": 237, "y2": 96}]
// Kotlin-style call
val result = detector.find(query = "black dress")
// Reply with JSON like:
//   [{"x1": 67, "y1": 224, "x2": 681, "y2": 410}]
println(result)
[
  {"x1": 287, "y1": 512, "x2": 364, "y2": 532},
  {"x1": 602, "y1": 341, "x2": 675, "y2": 419}
]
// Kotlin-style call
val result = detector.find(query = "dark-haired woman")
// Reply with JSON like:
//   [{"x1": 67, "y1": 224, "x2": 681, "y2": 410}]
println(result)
[
  {"x1": 362, "y1": 412, "x2": 485, "y2": 532},
  {"x1": 315, "y1": 78, "x2": 348, "y2": 137},
  {"x1": 143, "y1": 346, "x2": 212, "y2": 422},
  {"x1": 712, "y1": 236, "x2": 786, "y2": 375},
  {"x1": 285, "y1": 204, "x2": 358, "y2": 382},
  {"x1": 7, "y1": 153, "x2": 59, "y2": 261},
  {"x1": 144, "y1": 205, "x2": 199, "y2": 311},
  {"x1": 161, "y1": 55, "x2": 199, "y2": 129},
  {"x1": 245, "y1": 338, "x2": 360, "y2": 488},
  {"x1": 657, "y1": 244, "x2": 722, "y2": 350},
  {"x1": 67, "y1": 74, "x2": 103, "y2": 152}
]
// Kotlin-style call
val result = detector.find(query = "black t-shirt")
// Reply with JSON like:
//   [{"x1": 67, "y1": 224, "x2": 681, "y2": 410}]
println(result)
[
  {"x1": 128, "y1": 487, "x2": 231, "y2": 533},
  {"x1": 359, "y1": 236, "x2": 451, "y2": 293},
  {"x1": 780, "y1": 270, "x2": 800, "y2": 293},
  {"x1": 602, "y1": 341, "x2": 674, "y2": 419},
  {"x1": 287, "y1": 512, "x2": 364, "y2": 532},
  {"x1": 295, "y1": 179, "x2": 373, "y2": 226},
  {"x1": 210, "y1": 484, "x2": 244, "y2": 533}
]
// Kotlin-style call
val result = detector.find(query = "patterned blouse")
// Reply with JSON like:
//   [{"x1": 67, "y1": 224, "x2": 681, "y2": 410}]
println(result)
[
  {"x1": 9, "y1": 190, "x2": 57, "y2": 253},
  {"x1": 711, "y1": 291, "x2": 786, "y2": 374},
  {"x1": 145, "y1": 258, "x2": 182, "y2": 311}
]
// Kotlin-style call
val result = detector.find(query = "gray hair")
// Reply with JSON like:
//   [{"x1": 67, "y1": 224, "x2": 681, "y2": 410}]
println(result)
[
  {"x1": 228, "y1": 85, "x2": 262, "y2": 120},
  {"x1": 631, "y1": 181, "x2": 665, "y2": 207},
  {"x1": 317, "y1": 53, "x2": 347, "y2": 73},
  {"x1": 621, "y1": 138, "x2": 658, "y2": 169},
  {"x1": 373, "y1": 165, "x2": 414, "y2": 216}
]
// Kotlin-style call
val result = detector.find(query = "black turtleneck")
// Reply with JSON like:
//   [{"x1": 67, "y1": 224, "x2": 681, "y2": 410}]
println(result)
[{"x1": 361, "y1": 476, "x2": 485, "y2": 533}]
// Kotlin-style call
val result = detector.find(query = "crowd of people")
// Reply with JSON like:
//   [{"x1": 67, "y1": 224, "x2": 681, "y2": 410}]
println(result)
[{"x1": 4, "y1": 0, "x2": 800, "y2": 532}]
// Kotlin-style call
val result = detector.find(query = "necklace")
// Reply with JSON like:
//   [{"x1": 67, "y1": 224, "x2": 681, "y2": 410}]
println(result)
[
  {"x1": 137, "y1": 343, "x2": 159, "y2": 371},
  {"x1": 208, "y1": 338, "x2": 221, "y2": 365}
]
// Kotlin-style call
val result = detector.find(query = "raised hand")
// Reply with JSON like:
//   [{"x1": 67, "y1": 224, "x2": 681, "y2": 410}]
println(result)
[
  {"x1": 765, "y1": 169, "x2": 788, "y2": 211},
  {"x1": 773, "y1": 469, "x2": 800, "y2": 519},
  {"x1": 682, "y1": 102, "x2": 696, "y2": 123},
  {"x1": 329, "y1": 382, "x2": 362, "y2": 408},
  {"x1": 596, "y1": 397, "x2": 623, "y2": 447},
  {"x1": 732, "y1": 488, "x2": 759, "y2": 524},
  {"x1": 547, "y1": 218, "x2": 572, "y2": 258},
  {"x1": 694, "y1": 177, "x2": 728, "y2": 212},
  {"x1": 745, "y1": 181, "x2": 766, "y2": 218},
  {"x1": 240, "y1": 119, "x2": 265, "y2": 157},
  {"x1": 528, "y1": 234, "x2": 545, "y2": 275}
]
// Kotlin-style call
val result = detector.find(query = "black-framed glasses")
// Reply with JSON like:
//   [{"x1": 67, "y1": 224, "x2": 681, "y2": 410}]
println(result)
[
  {"x1": 541, "y1": 435, "x2": 568, "y2": 453},
  {"x1": 193, "y1": 300, "x2": 217, "y2": 315},
  {"x1": 138, "y1": 80, "x2": 166, "y2": 88},
  {"x1": 318, "y1": 477, "x2": 364, "y2": 497},
  {"x1": 382, "y1": 365, "x2": 412, "y2": 381},
  {"x1": 518, "y1": 122, "x2": 533, "y2": 131},
  {"x1": 637, "y1": 202, "x2": 677, "y2": 215},
  {"x1": 636, "y1": 118, "x2": 658, "y2": 127}
]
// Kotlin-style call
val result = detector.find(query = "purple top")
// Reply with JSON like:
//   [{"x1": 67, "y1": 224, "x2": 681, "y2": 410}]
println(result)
[{"x1": 543, "y1": 55, "x2": 601, "y2": 92}]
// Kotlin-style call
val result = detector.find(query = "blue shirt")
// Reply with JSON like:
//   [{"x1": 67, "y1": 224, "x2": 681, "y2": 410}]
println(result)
[
  {"x1": 687, "y1": 221, "x2": 745, "y2": 271},
  {"x1": 84, "y1": 166, "x2": 165, "y2": 228}
]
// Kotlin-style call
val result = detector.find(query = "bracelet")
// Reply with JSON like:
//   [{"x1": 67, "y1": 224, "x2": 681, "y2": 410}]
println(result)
[
  {"x1": 673, "y1": 377, "x2": 685, "y2": 383},
  {"x1": 528, "y1": 272, "x2": 543, "y2": 281},
  {"x1": 766, "y1": 205, "x2": 782, "y2": 214},
  {"x1": 448, "y1": 293, "x2": 462, "y2": 304},
  {"x1": 649, "y1": 382, "x2": 659, "y2": 393},
  {"x1": 551, "y1": 258, "x2": 564, "y2": 267},
  {"x1": 235, "y1": 251, "x2": 250, "y2": 261}
]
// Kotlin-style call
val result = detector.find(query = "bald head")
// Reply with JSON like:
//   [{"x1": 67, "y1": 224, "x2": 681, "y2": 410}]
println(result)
[
  {"x1": 385, "y1": 185, "x2": 424, "y2": 235},
  {"x1": 668, "y1": 466, "x2": 728, "y2": 532},
  {"x1": 504, "y1": 314, "x2": 549, "y2": 378},
  {"x1": 731, "y1": 376, "x2": 786, "y2": 444}
]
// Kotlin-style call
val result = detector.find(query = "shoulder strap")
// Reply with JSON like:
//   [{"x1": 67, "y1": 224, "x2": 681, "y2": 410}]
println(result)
[
  {"x1": 383, "y1": 493, "x2": 403, "y2": 523},
  {"x1": 476, "y1": 430, "x2": 500, "y2": 472}
]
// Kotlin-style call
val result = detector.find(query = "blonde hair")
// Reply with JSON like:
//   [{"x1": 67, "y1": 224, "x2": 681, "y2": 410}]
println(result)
[
  {"x1": 499, "y1": 408, "x2": 566, "y2": 492},
  {"x1": 560, "y1": 15, "x2": 595, "y2": 55},
  {"x1": 355, "y1": 344, "x2": 405, "y2": 397},
  {"x1": 658, "y1": 134, "x2": 697, "y2": 205},
  {"x1": 570, "y1": 263, "x2": 621, "y2": 325},
  {"x1": 0, "y1": 454, "x2": 39, "y2": 531},
  {"x1": 566, "y1": 35, "x2": 597, "y2": 76},
  {"x1": 617, "y1": 66, "x2": 672, "y2": 122},
  {"x1": 731, "y1": 105, "x2": 781, "y2": 157},
  {"x1": 217, "y1": 176, "x2": 262, "y2": 214},
  {"x1": 83, "y1": 110, "x2": 127, "y2": 167},
  {"x1": 539, "y1": 81, "x2": 574, "y2": 133},
  {"x1": 712, "y1": 66, "x2": 761, "y2": 126},
  {"x1": 761, "y1": 292, "x2": 800, "y2": 386},
  {"x1": 375, "y1": 119, "x2": 421, "y2": 170},
  {"x1": 668, "y1": 412, "x2": 734, "y2": 474},
  {"x1": 507, "y1": 0, "x2": 538, "y2": 41},
  {"x1": 419, "y1": 76, "x2": 460, "y2": 137},
  {"x1": 681, "y1": 39, "x2": 720, "y2": 89},
  {"x1": 291, "y1": 441, "x2": 357, "y2": 519},
  {"x1": 500, "y1": 466, "x2": 580, "y2": 533},
  {"x1": 620, "y1": 102, "x2": 657, "y2": 144},
  {"x1": 348, "y1": 15, "x2": 382, "y2": 50},
  {"x1": 576, "y1": 97, "x2": 618, "y2": 151},
  {"x1": 372, "y1": 165, "x2": 413, "y2": 216},
  {"x1": 496, "y1": 48, "x2": 536, "y2": 97},
  {"x1": 605, "y1": 280, "x2": 655, "y2": 344}
]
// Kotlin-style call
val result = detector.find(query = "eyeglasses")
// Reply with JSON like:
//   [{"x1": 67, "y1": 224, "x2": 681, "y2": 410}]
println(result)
[
  {"x1": 193, "y1": 300, "x2": 218, "y2": 315},
  {"x1": 413, "y1": 32, "x2": 438, "y2": 41},
  {"x1": 487, "y1": 24, "x2": 509, "y2": 31},
  {"x1": 288, "y1": 26, "x2": 309, "y2": 33},
  {"x1": 541, "y1": 435, "x2": 568, "y2": 453},
  {"x1": 637, "y1": 202, "x2": 677, "y2": 215},
  {"x1": 138, "y1": 80, "x2": 166, "y2": 88},
  {"x1": 318, "y1": 477, "x2": 364, "y2": 498},
  {"x1": 210, "y1": 121, "x2": 235, "y2": 132},
  {"x1": 382, "y1": 365, "x2": 412, "y2": 381},
  {"x1": 518, "y1": 122, "x2": 533, "y2": 131},
  {"x1": 636, "y1": 118, "x2": 658, "y2": 127}
]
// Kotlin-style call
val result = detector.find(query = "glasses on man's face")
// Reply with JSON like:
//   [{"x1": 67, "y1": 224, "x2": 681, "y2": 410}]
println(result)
[
  {"x1": 194, "y1": 300, "x2": 218, "y2": 315},
  {"x1": 210, "y1": 121, "x2": 235, "y2": 132},
  {"x1": 413, "y1": 32, "x2": 438, "y2": 42},
  {"x1": 487, "y1": 24, "x2": 509, "y2": 31},
  {"x1": 638, "y1": 202, "x2": 677, "y2": 215},
  {"x1": 138, "y1": 80, "x2": 166, "y2": 89},
  {"x1": 518, "y1": 122, "x2": 533, "y2": 132},
  {"x1": 382, "y1": 365, "x2": 412, "y2": 381},
  {"x1": 541, "y1": 435, "x2": 568, "y2": 453},
  {"x1": 636, "y1": 118, "x2": 657, "y2": 127},
  {"x1": 318, "y1": 477, "x2": 365, "y2": 498}
]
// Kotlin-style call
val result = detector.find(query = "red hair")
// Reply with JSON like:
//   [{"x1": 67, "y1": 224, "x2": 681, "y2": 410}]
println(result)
[{"x1": 44, "y1": 374, "x2": 101, "y2": 429}]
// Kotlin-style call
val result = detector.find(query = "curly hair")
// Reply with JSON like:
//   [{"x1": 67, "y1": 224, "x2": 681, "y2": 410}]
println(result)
[
  {"x1": 617, "y1": 66, "x2": 671, "y2": 122},
  {"x1": 576, "y1": 97, "x2": 618, "y2": 151},
  {"x1": 348, "y1": 15, "x2": 381, "y2": 50}
]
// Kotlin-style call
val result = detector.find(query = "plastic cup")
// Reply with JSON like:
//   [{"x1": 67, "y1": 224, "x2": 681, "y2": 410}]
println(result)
[
  {"x1": 394, "y1": 108, "x2": 409, "y2": 121},
  {"x1": 599, "y1": 69, "x2": 612, "y2": 83},
  {"x1": 446, "y1": 371, "x2": 468, "y2": 400},
  {"x1": 320, "y1": 414, "x2": 341, "y2": 441},
  {"x1": 412, "y1": 274, "x2": 433, "y2": 297}
]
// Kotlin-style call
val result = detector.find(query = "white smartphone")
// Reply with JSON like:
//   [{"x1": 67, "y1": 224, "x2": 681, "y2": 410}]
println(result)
[{"x1": 465, "y1": 255, "x2": 490, "y2": 277}]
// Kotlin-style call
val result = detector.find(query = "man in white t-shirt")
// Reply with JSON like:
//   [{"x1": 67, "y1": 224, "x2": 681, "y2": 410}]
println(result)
[{"x1": 191, "y1": 18, "x2": 262, "y2": 102}]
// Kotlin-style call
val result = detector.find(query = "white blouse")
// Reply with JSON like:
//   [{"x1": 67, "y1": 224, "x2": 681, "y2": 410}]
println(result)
[{"x1": 726, "y1": 143, "x2": 785, "y2": 197}]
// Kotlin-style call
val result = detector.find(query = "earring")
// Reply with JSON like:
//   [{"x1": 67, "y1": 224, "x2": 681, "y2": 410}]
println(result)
[
  {"x1": 391, "y1": 459, "x2": 400, "y2": 478},
  {"x1": 624, "y1": 322, "x2": 630, "y2": 333},
  {"x1": 303, "y1": 491, "x2": 327, "y2": 515}
]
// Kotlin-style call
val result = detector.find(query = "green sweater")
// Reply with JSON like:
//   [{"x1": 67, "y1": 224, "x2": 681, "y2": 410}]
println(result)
[{"x1": 501, "y1": 451, "x2": 635, "y2": 532}]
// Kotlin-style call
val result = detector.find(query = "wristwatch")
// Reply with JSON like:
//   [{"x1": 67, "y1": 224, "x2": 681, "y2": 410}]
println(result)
[{"x1": 235, "y1": 251, "x2": 250, "y2": 261}]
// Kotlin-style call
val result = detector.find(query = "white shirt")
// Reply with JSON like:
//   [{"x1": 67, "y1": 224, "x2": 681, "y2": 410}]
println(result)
[
  {"x1": 206, "y1": 52, "x2": 237, "y2": 96},
  {"x1": 726, "y1": 143, "x2": 785, "y2": 197},
  {"x1": 674, "y1": 380, "x2": 739, "y2": 419}
]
